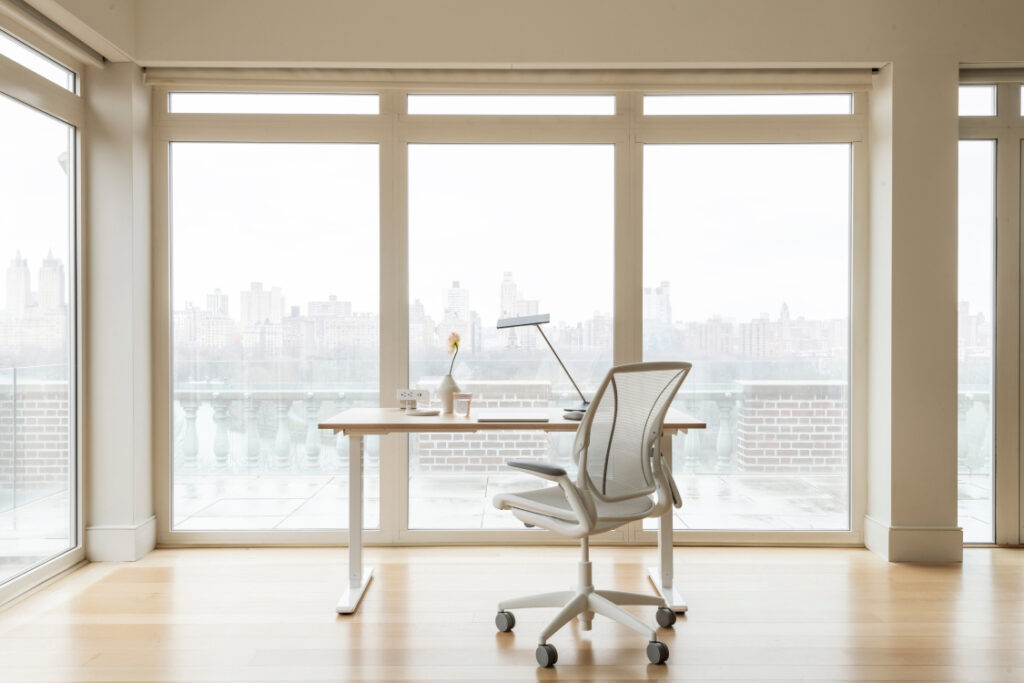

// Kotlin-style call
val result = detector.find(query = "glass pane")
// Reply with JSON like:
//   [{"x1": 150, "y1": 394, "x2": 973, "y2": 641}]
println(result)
[
  {"x1": 171, "y1": 142, "x2": 380, "y2": 531},
  {"x1": 407, "y1": 94, "x2": 615, "y2": 115},
  {"x1": 643, "y1": 143, "x2": 851, "y2": 531},
  {"x1": 957, "y1": 140, "x2": 995, "y2": 543},
  {"x1": 958, "y1": 85, "x2": 997, "y2": 116},
  {"x1": 168, "y1": 92, "x2": 379, "y2": 114},
  {"x1": 643, "y1": 94, "x2": 852, "y2": 115},
  {"x1": 0, "y1": 31, "x2": 75, "y2": 92},
  {"x1": 0, "y1": 92, "x2": 76, "y2": 583},
  {"x1": 407, "y1": 144, "x2": 614, "y2": 529}
]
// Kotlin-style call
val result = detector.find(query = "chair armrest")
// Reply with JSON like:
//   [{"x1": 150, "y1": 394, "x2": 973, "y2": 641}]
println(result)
[
  {"x1": 507, "y1": 460, "x2": 567, "y2": 480},
  {"x1": 504, "y1": 460, "x2": 596, "y2": 535}
]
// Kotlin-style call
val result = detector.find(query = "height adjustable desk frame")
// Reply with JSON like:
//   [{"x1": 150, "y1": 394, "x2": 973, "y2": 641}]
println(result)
[{"x1": 319, "y1": 407, "x2": 706, "y2": 615}]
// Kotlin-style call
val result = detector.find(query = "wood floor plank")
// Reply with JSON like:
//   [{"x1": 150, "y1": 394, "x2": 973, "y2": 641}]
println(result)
[{"x1": 0, "y1": 547, "x2": 1022, "y2": 681}]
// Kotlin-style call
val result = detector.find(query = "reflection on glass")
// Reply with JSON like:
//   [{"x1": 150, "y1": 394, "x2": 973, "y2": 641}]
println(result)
[
  {"x1": 643, "y1": 143, "x2": 851, "y2": 531},
  {"x1": 0, "y1": 92, "x2": 75, "y2": 584},
  {"x1": 407, "y1": 94, "x2": 615, "y2": 115},
  {"x1": 957, "y1": 140, "x2": 995, "y2": 543},
  {"x1": 170, "y1": 142, "x2": 380, "y2": 531},
  {"x1": 958, "y1": 85, "x2": 997, "y2": 117},
  {"x1": 407, "y1": 144, "x2": 614, "y2": 529},
  {"x1": 643, "y1": 94, "x2": 852, "y2": 116},
  {"x1": 168, "y1": 92, "x2": 379, "y2": 115}
]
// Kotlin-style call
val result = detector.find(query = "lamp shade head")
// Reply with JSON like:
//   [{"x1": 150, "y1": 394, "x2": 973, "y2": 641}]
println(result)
[{"x1": 496, "y1": 313, "x2": 550, "y2": 329}]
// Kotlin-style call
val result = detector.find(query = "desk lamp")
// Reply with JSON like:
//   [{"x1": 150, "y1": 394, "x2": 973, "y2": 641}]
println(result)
[{"x1": 496, "y1": 314, "x2": 589, "y2": 413}]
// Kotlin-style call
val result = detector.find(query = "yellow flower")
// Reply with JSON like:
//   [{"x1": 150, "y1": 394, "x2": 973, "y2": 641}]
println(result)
[{"x1": 446, "y1": 332, "x2": 461, "y2": 354}]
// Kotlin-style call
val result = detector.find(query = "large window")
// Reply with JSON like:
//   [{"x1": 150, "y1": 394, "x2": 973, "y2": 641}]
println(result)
[
  {"x1": 643, "y1": 144, "x2": 852, "y2": 531},
  {"x1": 957, "y1": 140, "x2": 995, "y2": 543},
  {"x1": 155, "y1": 77, "x2": 866, "y2": 544},
  {"x1": 407, "y1": 144, "x2": 614, "y2": 529},
  {"x1": 0, "y1": 90, "x2": 76, "y2": 581},
  {"x1": 170, "y1": 142, "x2": 380, "y2": 531}
]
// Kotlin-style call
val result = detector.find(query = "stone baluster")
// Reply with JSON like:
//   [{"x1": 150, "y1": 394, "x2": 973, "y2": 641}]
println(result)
[
  {"x1": 682, "y1": 402, "x2": 701, "y2": 472},
  {"x1": 274, "y1": 399, "x2": 293, "y2": 470},
  {"x1": 212, "y1": 394, "x2": 230, "y2": 470},
  {"x1": 181, "y1": 398, "x2": 199, "y2": 470},
  {"x1": 304, "y1": 393, "x2": 321, "y2": 470},
  {"x1": 245, "y1": 395, "x2": 261, "y2": 470},
  {"x1": 716, "y1": 393, "x2": 734, "y2": 473},
  {"x1": 956, "y1": 391, "x2": 971, "y2": 471}
]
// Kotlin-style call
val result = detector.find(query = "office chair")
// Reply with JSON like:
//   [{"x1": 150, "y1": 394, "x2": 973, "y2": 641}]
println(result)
[{"x1": 491, "y1": 361, "x2": 691, "y2": 667}]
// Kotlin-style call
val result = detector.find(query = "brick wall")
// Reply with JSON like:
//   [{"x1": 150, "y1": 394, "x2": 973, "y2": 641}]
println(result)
[
  {"x1": 0, "y1": 382, "x2": 72, "y2": 502},
  {"x1": 411, "y1": 379, "x2": 561, "y2": 473},
  {"x1": 734, "y1": 380, "x2": 847, "y2": 473}
]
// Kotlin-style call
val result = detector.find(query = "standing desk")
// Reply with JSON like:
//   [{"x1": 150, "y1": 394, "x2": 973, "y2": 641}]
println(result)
[{"x1": 319, "y1": 407, "x2": 706, "y2": 614}]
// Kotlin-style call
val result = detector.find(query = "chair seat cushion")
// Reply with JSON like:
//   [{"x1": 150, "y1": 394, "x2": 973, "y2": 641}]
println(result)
[{"x1": 493, "y1": 485, "x2": 655, "y2": 526}]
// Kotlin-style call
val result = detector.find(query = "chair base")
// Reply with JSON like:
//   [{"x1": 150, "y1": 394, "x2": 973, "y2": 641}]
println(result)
[{"x1": 496, "y1": 556, "x2": 668, "y2": 645}]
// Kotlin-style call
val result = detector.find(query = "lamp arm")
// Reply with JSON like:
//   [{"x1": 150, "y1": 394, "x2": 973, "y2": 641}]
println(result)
[{"x1": 533, "y1": 324, "x2": 588, "y2": 407}]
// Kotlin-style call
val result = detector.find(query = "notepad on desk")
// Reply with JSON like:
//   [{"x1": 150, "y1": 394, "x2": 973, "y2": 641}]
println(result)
[{"x1": 476, "y1": 410, "x2": 550, "y2": 423}]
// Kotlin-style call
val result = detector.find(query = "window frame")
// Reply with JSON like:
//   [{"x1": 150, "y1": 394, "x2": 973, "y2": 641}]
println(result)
[
  {"x1": 958, "y1": 77, "x2": 1024, "y2": 546},
  {"x1": 0, "y1": 24, "x2": 84, "y2": 606},
  {"x1": 151, "y1": 73, "x2": 868, "y2": 548}
]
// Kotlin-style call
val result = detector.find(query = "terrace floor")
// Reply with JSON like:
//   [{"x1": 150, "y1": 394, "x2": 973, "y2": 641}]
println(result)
[{"x1": 0, "y1": 473, "x2": 994, "y2": 586}]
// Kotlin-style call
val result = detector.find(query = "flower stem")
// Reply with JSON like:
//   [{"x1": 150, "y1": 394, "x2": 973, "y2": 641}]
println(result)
[{"x1": 448, "y1": 347, "x2": 459, "y2": 375}]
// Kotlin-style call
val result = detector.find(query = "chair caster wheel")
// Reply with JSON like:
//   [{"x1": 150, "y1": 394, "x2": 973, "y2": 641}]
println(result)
[
  {"x1": 656, "y1": 606, "x2": 677, "y2": 628},
  {"x1": 536, "y1": 643, "x2": 558, "y2": 667},
  {"x1": 647, "y1": 640, "x2": 669, "y2": 664},
  {"x1": 495, "y1": 610, "x2": 515, "y2": 632}
]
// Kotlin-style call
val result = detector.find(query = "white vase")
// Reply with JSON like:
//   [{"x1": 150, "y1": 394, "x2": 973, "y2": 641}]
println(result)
[{"x1": 438, "y1": 374, "x2": 460, "y2": 415}]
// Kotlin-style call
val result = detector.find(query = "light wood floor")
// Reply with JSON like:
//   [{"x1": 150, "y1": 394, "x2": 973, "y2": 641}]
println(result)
[{"x1": 0, "y1": 546, "x2": 1022, "y2": 681}]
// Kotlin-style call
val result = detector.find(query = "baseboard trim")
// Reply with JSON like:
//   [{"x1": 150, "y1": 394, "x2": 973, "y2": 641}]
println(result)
[
  {"x1": 85, "y1": 515, "x2": 156, "y2": 561},
  {"x1": 864, "y1": 515, "x2": 963, "y2": 562}
]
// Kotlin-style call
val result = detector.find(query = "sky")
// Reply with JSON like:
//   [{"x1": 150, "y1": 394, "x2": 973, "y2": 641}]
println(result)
[
  {"x1": 0, "y1": 92, "x2": 998, "y2": 331},
  {"x1": 0, "y1": 93, "x2": 73, "y2": 287}
]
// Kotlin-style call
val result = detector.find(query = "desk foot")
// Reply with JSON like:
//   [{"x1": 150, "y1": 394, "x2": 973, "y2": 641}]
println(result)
[
  {"x1": 647, "y1": 566, "x2": 687, "y2": 614},
  {"x1": 336, "y1": 567, "x2": 374, "y2": 614}
]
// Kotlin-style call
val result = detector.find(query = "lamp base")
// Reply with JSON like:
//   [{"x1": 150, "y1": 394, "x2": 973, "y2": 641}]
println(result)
[{"x1": 564, "y1": 403, "x2": 589, "y2": 413}]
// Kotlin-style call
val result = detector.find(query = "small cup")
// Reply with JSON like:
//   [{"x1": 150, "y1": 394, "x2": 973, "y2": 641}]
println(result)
[{"x1": 452, "y1": 393, "x2": 473, "y2": 417}]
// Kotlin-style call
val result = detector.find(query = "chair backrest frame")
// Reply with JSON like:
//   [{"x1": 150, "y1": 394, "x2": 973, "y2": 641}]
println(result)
[{"x1": 572, "y1": 361, "x2": 692, "y2": 504}]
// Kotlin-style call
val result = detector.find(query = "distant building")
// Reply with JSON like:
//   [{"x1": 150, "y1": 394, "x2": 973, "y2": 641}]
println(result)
[
  {"x1": 240, "y1": 282, "x2": 284, "y2": 327},
  {"x1": 206, "y1": 288, "x2": 229, "y2": 317},
  {"x1": 309, "y1": 295, "x2": 352, "y2": 318},
  {"x1": 38, "y1": 250, "x2": 65, "y2": 312},
  {"x1": 5, "y1": 251, "x2": 30, "y2": 318}
]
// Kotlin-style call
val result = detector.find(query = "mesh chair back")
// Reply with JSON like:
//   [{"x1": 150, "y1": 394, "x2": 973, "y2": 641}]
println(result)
[{"x1": 573, "y1": 362, "x2": 691, "y2": 502}]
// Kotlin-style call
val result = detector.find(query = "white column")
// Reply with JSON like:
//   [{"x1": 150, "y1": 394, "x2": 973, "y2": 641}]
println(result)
[
  {"x1": 865, "y1": 60, "x2": 963, "y2": 561},
  {"x1": 83, "y1": 62, "x2": 155, "y2": 561}
]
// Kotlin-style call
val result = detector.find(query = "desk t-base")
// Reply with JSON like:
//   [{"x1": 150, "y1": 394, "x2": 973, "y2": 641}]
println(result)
[
  {"x1": 646, "y1": 432, "x2": 687, "y2": 613},
  {"x1": 336, "y1": 434, "x2": 373, "y2": 614}
]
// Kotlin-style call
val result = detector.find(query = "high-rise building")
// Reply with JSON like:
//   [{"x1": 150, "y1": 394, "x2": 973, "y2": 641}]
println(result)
[
  {"x1": 445, "y1": 281, "x2": 469, "y2": 321},
  {"x1": 38, "y1": 250, "x2": 65, "y2": 312},
  {"x1": 239, "y1": 282, "x2": 284, "y2": 327},
  {"x1": 309, "y1": 294, "x2": 352, "y2": 318},
  {"x1": 206, "y1": 288, "x2": 229, "y2": 316},
  {"x1": 5, "y1": 251, "x2": 31, "y2": 319},
  {"x1": 643, "y1": 281, "x2": 672, "y2": 325}
]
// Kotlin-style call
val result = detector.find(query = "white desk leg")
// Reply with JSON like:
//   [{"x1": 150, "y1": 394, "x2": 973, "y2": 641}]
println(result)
[
  {"x1": 648, "y1": 431, "x2": 687, "y2": 613},
  {"x1": 337, "y1": 434, "x2": 373, "y2": 614}
]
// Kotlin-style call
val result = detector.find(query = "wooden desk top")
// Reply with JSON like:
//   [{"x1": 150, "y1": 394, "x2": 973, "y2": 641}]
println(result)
[{"x1": 319, "y1": 407, "x2": 706, "y2": 435}]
